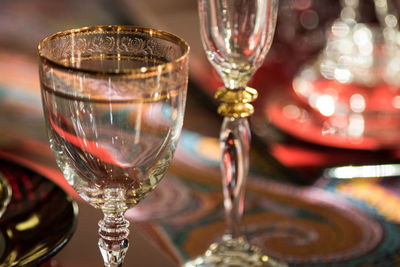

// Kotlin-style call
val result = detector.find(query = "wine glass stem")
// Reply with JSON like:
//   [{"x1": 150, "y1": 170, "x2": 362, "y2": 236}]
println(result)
[
  {"x1": 98, "y1": 209, "x2": 130, "y2": 267},
  {"x1": 220, "y1": 116, "x2": 250, "y2": 239}
]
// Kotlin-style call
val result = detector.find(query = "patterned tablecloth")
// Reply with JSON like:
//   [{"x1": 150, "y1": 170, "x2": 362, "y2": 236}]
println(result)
[{"x1": 135, "y1": 133, "x2": 400, "y2": 266}]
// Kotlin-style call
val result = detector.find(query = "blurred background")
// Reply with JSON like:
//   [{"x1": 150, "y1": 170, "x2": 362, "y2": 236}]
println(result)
[{"x1": 3, "y1": 0, "x2": 400, "y2": 266}]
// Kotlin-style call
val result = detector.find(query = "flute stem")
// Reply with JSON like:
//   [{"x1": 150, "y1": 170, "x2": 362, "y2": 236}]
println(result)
[{"x1": 220, "y1": 116, "x2": 250, "y2": 239}]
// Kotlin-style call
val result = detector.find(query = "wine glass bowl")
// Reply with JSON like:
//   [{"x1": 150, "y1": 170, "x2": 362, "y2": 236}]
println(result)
[
  {"x1": 39, "y1": 25, "x2": 189, "y2": 266},
  {"x1": 199, "y1": 0, "x2": 278, "y2": 89}
]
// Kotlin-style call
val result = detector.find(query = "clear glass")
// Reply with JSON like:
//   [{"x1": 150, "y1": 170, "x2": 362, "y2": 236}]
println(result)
[
  {"x1": 38, "y1": 25, "x2": 189, "y2": 267},
  {"x1": 185, "y1": 0, "x2": 287, "y2": 266},
  {"x1": 199, "y1": 0, "x2": 278, "y2": 89}
]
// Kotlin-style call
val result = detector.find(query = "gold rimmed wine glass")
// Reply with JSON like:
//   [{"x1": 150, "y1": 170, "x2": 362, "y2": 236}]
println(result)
[
  {"x1": 38, "y1": 25, "x2": 189, "y2": 267},
  {"x1": 185, "y1": 0, "x2": 287, "y2": 266}
]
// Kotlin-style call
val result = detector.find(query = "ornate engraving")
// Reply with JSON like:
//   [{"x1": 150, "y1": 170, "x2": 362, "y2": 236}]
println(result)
[
  {"x1": 44, "y1": 31, "x2": 179, "y2": 63},
  {"x1": 40, "y1": 28, "x2": 188, "y2": 100}
]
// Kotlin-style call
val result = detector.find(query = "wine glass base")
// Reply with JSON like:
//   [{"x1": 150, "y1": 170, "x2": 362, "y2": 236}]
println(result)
[{"x1": 184, "y1": 235, "x2": 288, "y2": 267}]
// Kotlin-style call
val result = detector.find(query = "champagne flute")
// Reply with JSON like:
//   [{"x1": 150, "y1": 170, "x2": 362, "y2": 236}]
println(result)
[
  {"x1": 38, "y1": 25, "x2": 189, "y2": 267},
  {"x1": 186, "y1": 0, "x2": 287, "y2": 266}
]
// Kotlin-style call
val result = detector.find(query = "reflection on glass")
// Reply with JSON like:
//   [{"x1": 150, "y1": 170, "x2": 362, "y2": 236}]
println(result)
[{"x1": 0, "y1": 173, "x2": 11, "y2": 219}]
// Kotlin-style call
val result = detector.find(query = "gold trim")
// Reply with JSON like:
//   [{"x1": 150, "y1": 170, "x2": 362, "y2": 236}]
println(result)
[
  {"x1": 214, "y1": 87, "x2": 258, "y2": 118},
  {"x1": 38, "y1": 25, "x2": 190, "y2": 77},
  {"x1": 217, "y1": 103, "x2": 255, "y2": 118}
]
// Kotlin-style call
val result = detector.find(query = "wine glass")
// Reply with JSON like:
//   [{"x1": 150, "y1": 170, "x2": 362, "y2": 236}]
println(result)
[
  {"x1": 38, "y1": 25, "x2": 189, "y2": 267},
  {"x1": 185, "y1": 0, "x2": 287, "y2": 266}
]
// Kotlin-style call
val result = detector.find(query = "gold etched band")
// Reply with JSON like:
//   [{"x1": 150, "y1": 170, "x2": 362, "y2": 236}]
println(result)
[{"x1": 214, "y1": 87, "x2": 258, "y2": 118}]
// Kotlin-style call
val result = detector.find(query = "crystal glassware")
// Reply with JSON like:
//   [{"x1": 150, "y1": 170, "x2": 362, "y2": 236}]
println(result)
[
  {"x1": 292, "y1": 0, "x2": 400, "y2": 147},
  {"x1": 38, "y1": 25, "x2": 189, "y2": 267},
  {"x1": 185, "y1": 1, "x2": 286, "y2": 266}
]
